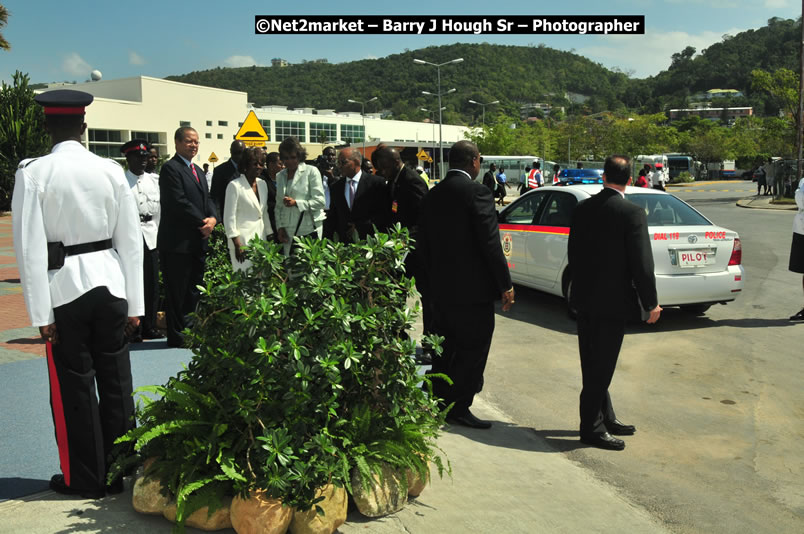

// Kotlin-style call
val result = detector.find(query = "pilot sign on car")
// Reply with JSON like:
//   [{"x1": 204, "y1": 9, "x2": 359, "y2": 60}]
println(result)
[{"x1": 497, "y1": 184, "x2": 744, "y2": 315}]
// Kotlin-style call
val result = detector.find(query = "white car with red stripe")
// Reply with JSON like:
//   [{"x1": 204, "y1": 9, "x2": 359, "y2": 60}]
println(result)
[{"x1": 497, "y1": 184, "x2": 744, "y2": 314}]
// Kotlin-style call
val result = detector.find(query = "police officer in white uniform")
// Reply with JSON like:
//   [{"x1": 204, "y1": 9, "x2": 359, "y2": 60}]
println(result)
[
  {"x1": 11, "y1": 90, "x2": 144, "y2": 499},
  {"x1": 122, "y1": 139, "x2": 162, "y2": 341}
]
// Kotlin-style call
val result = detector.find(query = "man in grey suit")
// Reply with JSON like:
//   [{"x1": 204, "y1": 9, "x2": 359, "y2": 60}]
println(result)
[{"x1": 568, "y1": 154, "x2": 662, "y2": 450}]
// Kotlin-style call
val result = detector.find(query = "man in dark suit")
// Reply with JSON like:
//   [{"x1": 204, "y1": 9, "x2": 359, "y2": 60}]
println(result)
[
  {"x1": 568, "y1": 154, "x2": 662, "y2": 450},
  {"x1": 158, "y1": 127, "x2": 217, "y2": 347},
  {"x1": 481, "y1": 162, "x2": 497, "y2": 196},
  {"x1": 418, "y1": 141, "x2": 514, "y2": 429},
  {"x1": 330, "y1": 147, "x2": 388, "y2": 242},
  {"x1": 375, "y1": 147, "x2": 432, "y2": 356},
  {"x1": 210, "y1": 139, "x2": 246, "y2": 220}
]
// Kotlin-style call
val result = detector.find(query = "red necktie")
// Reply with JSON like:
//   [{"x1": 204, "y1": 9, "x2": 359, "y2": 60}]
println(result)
[{"x1": 190, "y1": 164, "x2": 200, "y2": 184}]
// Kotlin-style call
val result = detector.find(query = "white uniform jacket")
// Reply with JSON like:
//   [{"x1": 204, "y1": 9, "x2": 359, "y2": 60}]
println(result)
[
  {"x1": 794, "y1": 177, "x2": 804, "y2": 236},
  {"x1": 12, "y1": 140, "x2": 144, "y2": 327},
  {"x1": 125, "y1": 169, "x2": 161, "y2": 250},
  {"x1": 275, "y1": 162, "x2": 326, "y2": 238},
  {"x1": 223, "y1": 175, "x2": 273, "y2": 270}
]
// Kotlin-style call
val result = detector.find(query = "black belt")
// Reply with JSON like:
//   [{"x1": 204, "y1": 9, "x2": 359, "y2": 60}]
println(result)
[
  {"x1": 47, "y1": 239, "x2": 113, "y2": 270},
  {"x1": 140, "y1": 214, "x2": 153, "y2": 223}
]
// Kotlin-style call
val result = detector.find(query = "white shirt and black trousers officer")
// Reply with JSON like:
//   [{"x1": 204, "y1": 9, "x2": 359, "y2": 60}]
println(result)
[
  {"x1": 124, "y1": 163, "x2": 161, "y2": 337},
  {"x1": 12, "y1": 90, "x2": 144, "y2": 498}
]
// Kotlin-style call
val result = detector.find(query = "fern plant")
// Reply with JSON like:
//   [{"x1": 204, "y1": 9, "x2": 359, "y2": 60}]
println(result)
[{"x1": 111, "y1": 225, "x2": 449, "y2": 532}]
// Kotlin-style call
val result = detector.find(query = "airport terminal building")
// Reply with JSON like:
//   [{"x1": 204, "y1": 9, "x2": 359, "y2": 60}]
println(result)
[{"x1": 39, "y1": 76, "x2": 469, "y2": 168}]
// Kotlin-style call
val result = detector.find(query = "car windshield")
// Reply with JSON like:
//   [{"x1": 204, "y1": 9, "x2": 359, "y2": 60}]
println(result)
[{"x1": 625, "y1": 193, "x2": 711, "y2": 226}]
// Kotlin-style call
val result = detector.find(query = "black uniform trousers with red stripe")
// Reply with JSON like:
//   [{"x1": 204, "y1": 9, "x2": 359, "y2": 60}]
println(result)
[{"x1": 48, "y1": 286, "x2": 134, "y2": 492}]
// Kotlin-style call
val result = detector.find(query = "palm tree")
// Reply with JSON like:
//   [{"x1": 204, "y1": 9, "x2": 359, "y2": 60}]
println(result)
[{"x1": 0, "y1": 4, "x2": 10, "y2": 51}]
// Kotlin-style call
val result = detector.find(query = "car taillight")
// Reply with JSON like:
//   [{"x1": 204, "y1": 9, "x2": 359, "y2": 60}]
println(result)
[{"x1": 728, "y1": 238, "x2": 742, "y2": 266}]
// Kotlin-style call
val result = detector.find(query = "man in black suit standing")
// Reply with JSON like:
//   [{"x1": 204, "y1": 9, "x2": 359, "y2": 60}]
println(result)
[
  {"x1": 158, "y1": 127, "x2": 217, "y2": 347},
  {"x1": 481, "y1": 162, "x2": 497, "y2": 196},
  {"x1": 210, "y1": 139, "x2": 246, "y2": 220},
  {"x1": 568, "y1": 154, "x2": 662, "y2": 450},
  {"x1": 330, "y1": 147, "x2": 388, "y2": 242},
  {"x1": 418, "y1": 141, "x2": 514, "y2": 429}
]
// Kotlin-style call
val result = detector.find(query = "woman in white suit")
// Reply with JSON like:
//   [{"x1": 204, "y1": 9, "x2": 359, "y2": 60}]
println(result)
[
  {"x1": 223, "y1": 148, "x2": 273, "y2": 271},
  {"x1": 275, "y1": 137, "x2": 326, "y2": 256}
]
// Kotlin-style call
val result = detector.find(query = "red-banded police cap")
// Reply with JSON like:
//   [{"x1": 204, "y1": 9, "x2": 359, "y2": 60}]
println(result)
[
  {"x1": 120, "y1": 139, "x2": 150, "y2": 156},
  {"x1": 34, "y1": 89, "x2": 94, "y2": 115}
]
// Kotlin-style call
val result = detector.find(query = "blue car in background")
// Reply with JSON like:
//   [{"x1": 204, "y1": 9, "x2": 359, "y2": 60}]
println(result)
[{"x1": 555, "y1": 168, "x2": 604, "y2": 185}]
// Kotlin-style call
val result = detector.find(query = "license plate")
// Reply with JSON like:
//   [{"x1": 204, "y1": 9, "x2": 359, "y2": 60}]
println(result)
[{"x1": 677, "y1": 249, "x2": 716, "y2": 268}]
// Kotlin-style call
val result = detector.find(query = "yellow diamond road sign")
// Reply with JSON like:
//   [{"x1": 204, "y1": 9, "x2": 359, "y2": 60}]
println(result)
[{"x1": 235, "y1": 110, "x2": 269, "y2": 147}]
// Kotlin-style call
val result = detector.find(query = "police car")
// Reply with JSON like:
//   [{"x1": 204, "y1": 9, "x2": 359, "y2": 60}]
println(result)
[{"x1": 498, "y1": 185, "x2": 744, "y2": 315}]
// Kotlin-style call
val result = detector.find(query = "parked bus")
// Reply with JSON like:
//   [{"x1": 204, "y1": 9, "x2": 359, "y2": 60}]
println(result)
[
  {"x1": 479, "y1": 155, "x2": 558, "y2": 188},
  {"x1": 666, "y1": 154, "x2": 698, "y2": 181}
]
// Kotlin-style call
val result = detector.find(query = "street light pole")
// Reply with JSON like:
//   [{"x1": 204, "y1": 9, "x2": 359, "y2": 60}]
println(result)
[
  {"x1": 347, "y1": 96, "x2": 377, "y2": 157},
  {"x1": 421, "y1": 106, "x2": 444, "y2": 179},
  {"x1": 414, "y1": 57, "x2": 463, "y2": 180},
  {"x1": 468, "y1": 99, "x2": 499, "y2": 127}
]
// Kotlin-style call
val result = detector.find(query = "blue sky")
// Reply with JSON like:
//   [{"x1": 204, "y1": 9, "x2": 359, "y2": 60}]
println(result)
[{"x1": 0, "y1": 0, "x2": 799, "y2": 86}]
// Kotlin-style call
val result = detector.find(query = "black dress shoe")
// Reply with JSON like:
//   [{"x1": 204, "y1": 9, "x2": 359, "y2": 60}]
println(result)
[
  {"x1": 580, "y1": 432, "x2": 625, "y2": 451},
  {"x1": 49, "y1": 474, "x2": 104, "y2": 499},
  {"x1": 446, "y1": 410, "x2": 492, "y2": 429},
  {"x1": 106, "y1": 478, "x2": 124, "y2": 495},
  {"x1": 790, "y1": 309, "x2": 804, "y2": 322},
  {"x1": 142, "y1": 328, "x2": 165, "y2": 340},
  {"x1": 605, "y1": 419, "x2": 636, "y2": 436},
  {"x1": 166, "y1": 338, "x2": 185, "y2": 348},
  {"x1": 414, "y1": 349, "x2": 433, "y2": 365}
]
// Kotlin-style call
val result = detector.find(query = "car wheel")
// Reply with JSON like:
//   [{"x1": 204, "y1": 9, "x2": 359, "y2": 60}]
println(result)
[{"x1": 680, "y1": 304, "x2": 711, "y2": 315}]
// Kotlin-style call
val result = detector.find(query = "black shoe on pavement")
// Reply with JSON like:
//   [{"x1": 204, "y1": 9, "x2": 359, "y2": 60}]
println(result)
[
  {"x1": 605, "y1": 419, "x2": 636, "y2": 436},
  {"x1": 580, "y1": 432, "x2": 626, "y2": 451},
  {"x1": 166, "y1": 338, "x2": 185, "y2": 348},
  {"x1": 789, "y1": 309, "x2": 804, "y2": 322},
  {"x1": 106, "y1": 478, "x2": 124, "y2": 495},
  {"x1": 446, "y1": 409, "x2": 492, "y2": 429},
  {"x1": 49, "y1": 474, "x2": 104, "y2": 499},
  {"x1": 142, "y1": 328, "x2": 165, "y2": 340},
  {"x1": 414, "y1": 349, "x2": 433, "y2": 366}
]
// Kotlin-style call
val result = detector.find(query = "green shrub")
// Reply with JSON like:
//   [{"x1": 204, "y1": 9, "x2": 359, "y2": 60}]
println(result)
[
  {"x1": 673, "y1": 171, "x2": 695, "y2": 183},
  {"x1": 112, "y1": 227, "x2": 448, "y2": 531}
]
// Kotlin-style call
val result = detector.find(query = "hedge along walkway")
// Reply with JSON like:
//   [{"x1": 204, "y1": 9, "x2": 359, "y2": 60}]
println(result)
[{"x1": 0, "y1": 215, "x2": 44, "y2": 365}]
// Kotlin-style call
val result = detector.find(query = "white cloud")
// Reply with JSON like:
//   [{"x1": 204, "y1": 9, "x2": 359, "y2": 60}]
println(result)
[
  {"x1": 129, "y1": 51, "x2": 146, "y2": 65},
  {"x1": 578, "y1": 27, "x2": 746, "y2": 78},
  {"x1": 223, "y1": 55, "x2": 258, "y2": 68},
  {"x1": 62, "y1": 52, "x2": 91, "y2": 77}
]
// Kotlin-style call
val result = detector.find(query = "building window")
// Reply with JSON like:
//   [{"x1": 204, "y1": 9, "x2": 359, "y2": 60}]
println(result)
[
  {"x1": 275, "y1": 120, "x2": 306, "y2": 142},
  {"x1": 260, "y1": 120, "x2": 271, "y2": 141},
  {"x1": 88, "y1": 129, "x2": 124, "y2": 159},
  {"x1": 217, "y1": 134, "x2": 224, "y2": 139},
  {"x1": 218, "y1": 120, "x2": 228, "y2": 127},
  {"x1": 340, "y1": 124, "x2": 365, "y2": 143},
  {"x1": 179, "y1": 121, "x2": 191, "y2": 127},
  {"x1": 310, "y1": 122, "x2": 336, "y2": 144},
  {"x1": 131, "y1": 131, "x2": 161, "y2": 145},
  {"x1": 205, "y1": 133, "x2": 212, "y2": 139},
  {"x1": 206, "y1": 120, "x2": 212, "y2": 126}
]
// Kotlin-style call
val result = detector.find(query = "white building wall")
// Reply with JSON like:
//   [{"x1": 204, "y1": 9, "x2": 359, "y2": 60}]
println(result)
[{"x1": 41, "y1": 76, "x2": 470, "y2": 165}]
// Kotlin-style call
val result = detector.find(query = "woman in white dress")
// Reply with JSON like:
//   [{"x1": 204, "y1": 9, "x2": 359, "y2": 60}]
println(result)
[{"x1": 223, "y1": 147, "x2": 273, "y2": 271}]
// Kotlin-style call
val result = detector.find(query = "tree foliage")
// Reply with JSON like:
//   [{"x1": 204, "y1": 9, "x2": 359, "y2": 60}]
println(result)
[{"x1": 0, "y1": 71, "x2": 50, "y2": 211}]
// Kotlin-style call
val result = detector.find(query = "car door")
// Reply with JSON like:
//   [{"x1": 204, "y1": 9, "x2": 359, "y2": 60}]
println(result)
[
  {"x1": 529, "y1": 191, "x2": 577, "y2": 289},
  {"x1": 497, "y1": 191, "x2": 549, "y2": 286}
]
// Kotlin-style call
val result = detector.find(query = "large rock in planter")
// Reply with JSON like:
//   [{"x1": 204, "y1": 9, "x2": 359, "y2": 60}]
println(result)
[
  {"x1": 350, "y1": 463, "x2": 407, "y2": 518},
  {"x1": 229, "y1": 490, "x2": 293, "y2": 534},
  {"x1": 163, "y1": 498, "x2": 232, "y2": 531},
  {"x1": 406, "y1": 464, "x2": 430, "y2": 498},
  {"x1": 288, "y1": 484, "x2": 347, "y2": 534},
  {"x1": 132, "y1": 458, "x2": 171, "y2": 515}
]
